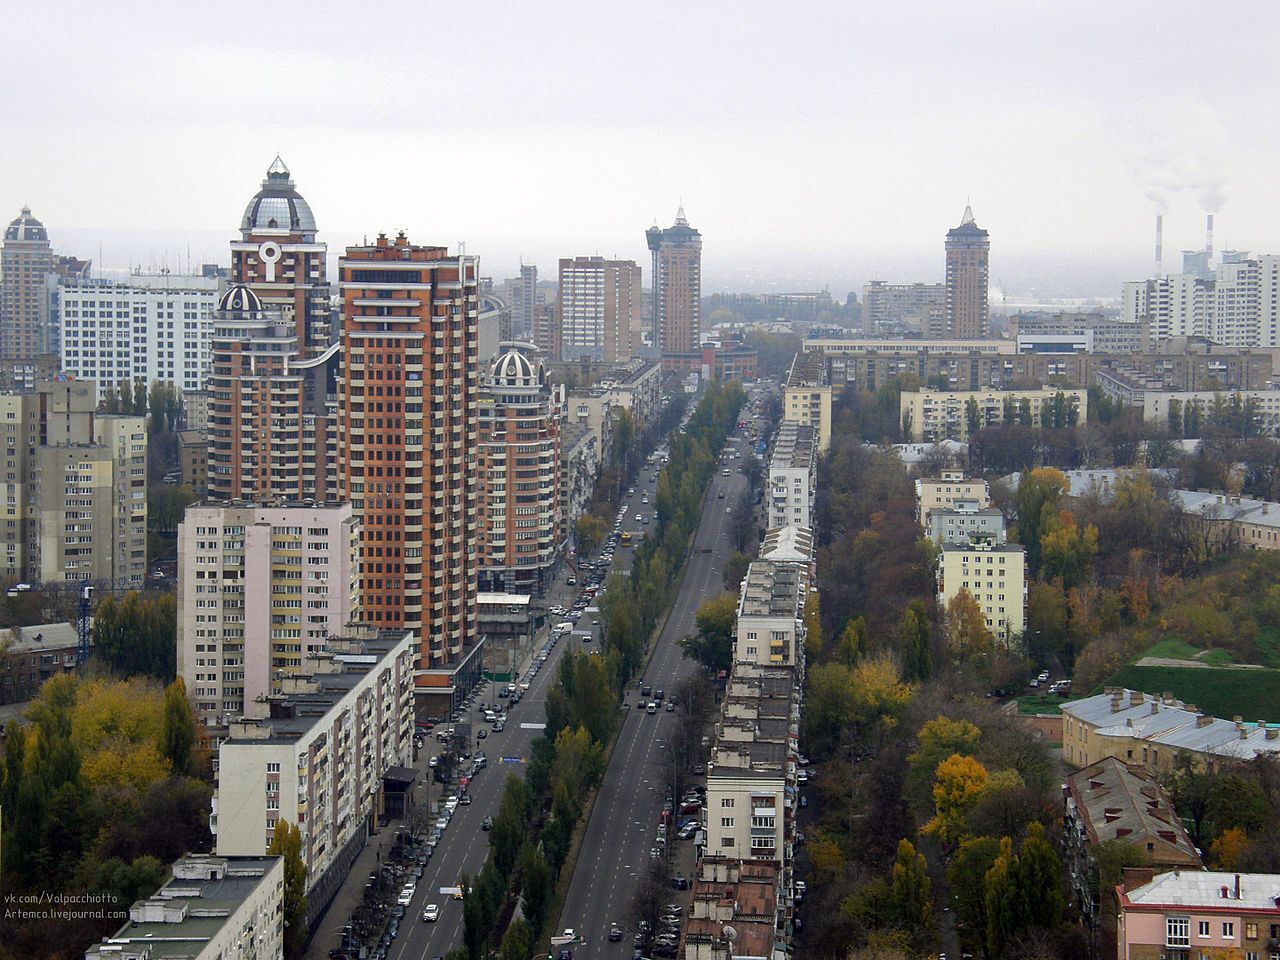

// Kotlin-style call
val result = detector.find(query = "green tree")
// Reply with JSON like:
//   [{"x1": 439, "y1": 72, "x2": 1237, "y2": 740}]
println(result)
[
  {"x1": 500, "y1": 918, "x2": 532, "y2": 960},
  {"x1": 984, "y1": 836, "x2": 1018, "y2": 958},
  {"x1": 835, "y1": 615, "x2": 869, "y2": 667},
  {"x1": 266, "y1": 820, "x2": 308, "y2": 960},
  {"x1": 517, "y1": 842, "x2": 552, "y2": 935},
  {"x1": 1014, "y1": 821, "x2": 1064, "y2": 930},
  {"x1": 160, "y1": 677, "x2": 197, "y2": 775},
  {"x1": 681, "y1": 592, "x2": 737, "y2": 674},
  {"x1": 1038, "y1": 510, "x2": 1098, "y2": 590},
  {"x1": 575, "y1": 513, "x2": 607, "y2": 557},
  {"x1": 722, "y1": 550, "x2": 751, "y2": 591},
  {"x1": 897, "y1": 600, "x2": 932, "y2": 682},
  {"x1": 93, "y1": 592, "x2": 178, "y2": 682},
  {"x1": 888, "y1": 838, "x2": 932, "y2": 933},
  {"x1": 1015, "y1": 467, "x2": 1069, "y2": 575},
  {"x1": 907, "y1": 716, "x2": 982, "y2": 804},
  {"x1": 949, "y1": 836, "x2": 1002, "y2": 957},
  {"x1": 966, "y1": 396, "x2": 981, "y2": 436},
  {"x1": 1025, "y1": 580, "x2": 1069, "y2": 666}
]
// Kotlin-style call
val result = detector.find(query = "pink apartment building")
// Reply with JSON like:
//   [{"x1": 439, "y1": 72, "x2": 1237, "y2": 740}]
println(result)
[{"x1": 1117, "y1": 870, "x2": 1280, "y2": 960}]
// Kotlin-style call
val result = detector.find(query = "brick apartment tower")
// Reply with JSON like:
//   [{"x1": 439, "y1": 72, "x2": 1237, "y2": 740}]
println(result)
[
  {"x1": 337, "y1": 232, "x2": 480, "y2": 670},
  {"x1": 209, "y1": 160, "x2": 339, "y2": 501},
  {"x1": 944, "y1": 204, "x2": 991, "y2": 339},
  {"x1": 477, "y1": 345, "x2": 561, "y2": 594},
  {"x1": 1, "y1": 207, "x2": 54, "y2": 359},
  {"x1": 646, "y1": 207, "x2": 702, "y2": 367},
  {"x1": 230, "y1": 157, "x2": 332, "y2": 354},
  {"x1": 556, "y1": 256, "x2": 643, "y2": 362}
]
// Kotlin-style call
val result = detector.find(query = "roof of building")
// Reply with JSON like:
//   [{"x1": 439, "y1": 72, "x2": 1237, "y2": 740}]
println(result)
[
  {"x1": 1121, "y1": 870, "x2": 1280, "y2": 913},
  {"x1": 711, "y1": 738, "x2": 788, "y2": 775},
  {"x1": 1063, "y1": 689, "x2": 1280, "y2": 763},
  {"x1": 739, "y1": 561, "x2": 804, "y2": 620},
  {"x1": 217, "y1": 283, "x2": 263, "y2": 315},
  {"x1": 178, "y1": 430, "x2": 207, "y2": 446},
  {"x1": 758, "y1": 526, "x2": 814, "y2": 564},
  {"x1": 241, "y1": 157, "x2": 317, "y2": 238},
  {"x1": 86, "y1": 855, "x2": 281, "y2": 960},
  {"x1": 769, "y1": 422, "x2": 815, "y2": 471},
  {"x1": 691, "y1": 875, "x2": 778, "y2": 919},
  {"x1": 784, "y1": 351, "x2": 827, "y2": 388},
  {"x1": 1173, "y1": 489, "x2": 1280, "y2": 532},
  {"x1": 223, "y1": 628, "x2": 412, "y2": 744},
  {"x1": 5, "y1": 206, "x2": 48, "y2": 243},
  {"x1": 939, "y1": 541, "x2": 1024, "y2": 557},
  {"x1": 490, "y1": 346, "x2": 544, "y2": 388},
  {"x1": 1066, "y1": 757, "x2": 1201, "y2": 867},
  {"x1": 1, "y1": 621, "x2": 79, "y2": 653},
  {"x1": 477, "y1": 592, "x2": 533, "y2": 607}
]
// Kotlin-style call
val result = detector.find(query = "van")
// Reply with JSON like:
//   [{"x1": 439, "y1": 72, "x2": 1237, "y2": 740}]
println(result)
[
  {"x1": 646, "y1": 702, "x2": 657, "y2": 714},
  {"x1": 484, "y1": 710, "x2": 497, "y2": 723},
  {"x1": 556, "y1": 621, "x2": 574, "y2": 633}
]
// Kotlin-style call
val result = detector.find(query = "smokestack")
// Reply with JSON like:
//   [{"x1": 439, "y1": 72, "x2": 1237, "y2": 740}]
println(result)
[
  {"x1": 1205, "y1": 213, "x2": 1214, "y2": 269},
  {"x1": 1155, "y1": 214, "x2": 1164, "y2": 279}
]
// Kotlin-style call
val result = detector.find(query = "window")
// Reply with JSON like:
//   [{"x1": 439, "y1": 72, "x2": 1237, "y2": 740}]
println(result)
[
  {"x1": 720, "y1": 836, "x2": 734, "y2": 848},
  {"x1": 721, "y1": 798, "x2": 734, "y2": 808},
  {"x1": 720, "y1": 817, "x2": 734, "y2": 827},
  {"x1": 1246, "y1": 923, "x2": 1258, "y2": 940},
  {"x1": 1199, "y1": 921, "x2": 1210, "y2": 938},
  {"x1": 1167, "y1": 917, "x2": 1190, "y2": 947},
  {"x1": 1224, "y1": 922, "x2": 1235, "y2": 938}
]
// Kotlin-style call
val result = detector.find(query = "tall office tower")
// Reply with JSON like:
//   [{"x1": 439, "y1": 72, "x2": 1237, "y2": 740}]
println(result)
[
  {"x1": 647, "y1": 207, "x2": 702, "y2": 366},
  {"x1": 944, "y1": 204, "x2": 990, "y2": 339},
  {"x1": 477, "y1": 346, "x2": 561, "y2": 594},
  {"x1": 60, "y1": 274, "x2": 220, "y2": 396},
  {"x1": 510, "y1": 264, "x2": 539, "y2": 340},
  {"x1": 207, "y1": 285, "x2": 339, "y2": 501},
  {"x1": 556, "y1": 256, "x2": 643, "y2": 362},
  {"x1": 0, "y1": 379, "x2": 146, "y2": 585},
  {"x1": 231, "y1": 158, "x2": 332, "y2": 354},
  {"x1": 176, "y1": 501, "x2": 359, "y2": 724},
  {"x1": 337, "y1": 231, "x2": 480, "y2": 670},
  {"x1": 1, "y1": 207, "x2": 54, "y2": 359}
]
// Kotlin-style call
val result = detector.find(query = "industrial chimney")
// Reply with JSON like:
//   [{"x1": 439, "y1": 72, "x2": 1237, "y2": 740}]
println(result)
[
  {"x1": 1205, "y1": 213, "x2": 1214, "y2": 270},
  {"x1": 1155, "y1": 214, "x2": 1164, "y2": 279}
]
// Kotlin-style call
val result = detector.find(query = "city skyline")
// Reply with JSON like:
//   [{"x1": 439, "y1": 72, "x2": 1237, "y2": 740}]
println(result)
[{"x1": 6, "y1": 1, "x2": 1279, "y2": 299}]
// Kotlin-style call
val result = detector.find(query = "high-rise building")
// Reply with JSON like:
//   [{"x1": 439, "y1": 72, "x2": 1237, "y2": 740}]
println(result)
[
  {"x1": 207, "y1": 285, "x2": 339, "y2": 502},
  {"x1": 556, "y1": 256, "x2": 643, "y2": 362},
  {"x1": 0, "y1": 379, "x2": 146, "y2": 586},
  {"x1": 861, "y1": 280, "x2": 945, "y2": 337},
  {"x1": 1122, "y1": 255, "x2": 1280, "y2": 348},
  {"x1": 767, "y1": 423, "x2": 815, "y2": 531},
  {"x1": 337, "y1": 231, "x2": 480, "y2": 673},
  {"x1": 944, "y1": 204, "x2": 990, "y2": 339},
  {"x1": 230, "y1": 158, "x2": 332, "y2": 354},
  {"x1": 1, "y1": 207, "x2": 54, "y2": 359},
  {"x1": 509, "y1": 263, "x2": 539, "y2": 340},
  {"x1": 477, "y1": 346, "x2": 562, "y2": 594},
  {"x1": 647, "y1": 207, "x2": 702, "y2": 366},
  {"x1": 60, "y1": 274, "x2": 220, "y2": 396},
  {"x1": 177, "y1": 501, "x2": 360, "y2": 724}
]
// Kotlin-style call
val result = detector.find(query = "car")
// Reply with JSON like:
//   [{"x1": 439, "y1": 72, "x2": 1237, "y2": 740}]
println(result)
[
  {"x1": 717, "y1": 492, "x2": 725, "y2": 499},
  {"x1": 494, "y1": 721, "x2": 505, "y2": 732},
  {"x1": 722, "y1": 469, "x2": 730, "y2": 476},
  {"x1": 428, "y1": 756, "x2": 439, "y2": 768},
  {"x1": 647, "y1": 701, "x2": 658, "y2": 714},
  {"x1": 800, "y1": 795, "x2": 808, "y2": 808},
  {"x1": 725, "y1": 506, "x2": 732, "y2": 514},
  {"x1": 1029, "y1": 678, "x2": 1040, "y2": 688},
  {"x1": 794, "y1": 881, "x2": 807, "y2": 900},
  {"x1": 609, "y1": 924, "x2": 623, "y2": 942},
  {"x1": 567, "y1": 576, "x2": 577, "y2": 585},
  {"x1": 422, "y1": 904, "x2": 440, "y2": 922},
  {"x1": 476, "y1": 728, "x2": 488, "y2": 740},
  {"x1": 671, "y1": 873, "x2": 688, "y2": 890},
  {"x1": 636, "y1": 699, "x2": 647, "y2": 709},
  {"x1": 481, "y1": 815, "x2": 493, "y2": 831},
  {"x1": 665, "y1": 699, "x2": 675, "y2": 712}
]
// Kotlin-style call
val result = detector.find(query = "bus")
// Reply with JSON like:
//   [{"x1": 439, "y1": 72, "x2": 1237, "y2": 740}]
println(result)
[{"x1": 620, "y1": 531, "x2": 633, "y2": 545}]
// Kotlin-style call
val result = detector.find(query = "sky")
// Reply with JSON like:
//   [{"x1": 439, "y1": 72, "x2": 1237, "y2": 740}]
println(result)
[{"x1": 6, "y1": 0, "x2": 1280, "y2": 298}]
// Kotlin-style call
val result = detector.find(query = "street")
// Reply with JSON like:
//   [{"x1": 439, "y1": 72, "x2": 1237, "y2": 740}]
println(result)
[{"x1": 554, "y1": 438, "x2": 749, "y2": 958}]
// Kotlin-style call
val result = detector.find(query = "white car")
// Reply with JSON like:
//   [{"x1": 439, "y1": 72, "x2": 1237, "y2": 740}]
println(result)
[{"x1": 422, "y1": 903, "x2": 440, "y2": 922}]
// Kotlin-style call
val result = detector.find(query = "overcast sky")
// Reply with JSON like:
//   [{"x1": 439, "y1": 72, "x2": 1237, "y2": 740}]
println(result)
[{"x1": 6, "y1": 0, "x2": 1279, "y2": 296}]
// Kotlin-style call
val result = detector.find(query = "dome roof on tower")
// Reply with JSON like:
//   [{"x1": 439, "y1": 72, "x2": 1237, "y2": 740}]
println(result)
[
  {"x1": 5, "y1": 206, "x2": 48, "y2": 243},
  {"x1": 240, "y1": 157, "x2": 318, "y2": 239},
  {"x1": 218, "y1": 284, "x2": 264, "y2": 315},
  {"x1": 490, "y1": 347, "x2": 543, "y2": 387}
]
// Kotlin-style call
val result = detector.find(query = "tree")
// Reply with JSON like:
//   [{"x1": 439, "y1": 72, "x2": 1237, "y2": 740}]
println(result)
[
  {"x1": 148, "y1": 380, "x2": 182, "y2": 434},
  {"x1": 966, "y1": 396, "x2": 982, "y2": 436},
  {"x1": 1015, "y1": 467, "x2": 1069, "y2": 575},
  {"x1": 923, "y1": 753, "x2": 989, "y2": 846},
  {"x1": 836, "y1": 615, "x2": 868, "y2": 667},
  {"x1": 907, "y1": 716, "x2": 982, "y2": 804},
  {"x1": 945, "y1": 589, "x2": 994, "y2": 659},
  {"x1": 517, "y1": 842, "x2": 552, "y2": 935},
  {"x1": 888, "y1": 838, "x2": 932, "y2": 933},
  {"x1": 1025, "y1": 580, "x2": 1069, "y2": 667},
  {"x1": 266, "y1": 820, "x2": 308, "y2": 960},
  {"x1": 160, "y1": 677, "x2": 196, "y2": 775},
  {"x1": 1210, "y1": 827, "x2": 1252, "y2": 870},
  {"x1": 92, "y1": 592, "x2": 178, "y2": 682},
  {"x1": 897, "y1": 600, "x2": 932, "y2": 682},
  {"x1": 809, "y1": 832, "x2": 846, "y2": 888},
  {"x1": 575, "y1": 513, "x2": 607, "y2": 556},
  {"x1": 984, "y1": 836, "x2": 1018, "y2": 958},
  {"x1": 681, "y1": 592, "x2": 737, "y2": 674},
  {"x1": 500, "y1": 918, "x2": 532, "y2": 960},
  {"x1": 722, "y1": 550, "x2": 751, "y2": 591},
  {"x1": 803, "y1": 592, "x2": 823, "y2": 661},
  {"x1": 1038, "y1": 510, "x2": 1098, "y2": 590},
  {"x1": 949, "y1": 836, "x2": 1002, "y2": 957},
  {"x1": 1014, "y1": 821, "x2": 1064, "y2": 929}
]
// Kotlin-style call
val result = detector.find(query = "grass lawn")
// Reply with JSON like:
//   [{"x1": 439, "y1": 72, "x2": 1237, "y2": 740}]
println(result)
[
  {"x1": 1106, "y1": 663, "x2": 1280, "y2": 722},
  {"x1": 1141, "y1": 637, "x2": 1201, "y2": 660},
  {"x1": 1016, "y1": 694, "x2": 1064, "y2": 715}
]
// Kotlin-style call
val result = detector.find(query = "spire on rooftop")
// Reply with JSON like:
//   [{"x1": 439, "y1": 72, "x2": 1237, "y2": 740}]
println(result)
[
  {"x1": 675, "y1": 205, "x2": 688, "y2": 225},
  {"x1": 266, "y1": 155, "x2": 291, "y2": 179},
  {"x1": 960, "y1": 200, "x2": 975, "y2": 226}
]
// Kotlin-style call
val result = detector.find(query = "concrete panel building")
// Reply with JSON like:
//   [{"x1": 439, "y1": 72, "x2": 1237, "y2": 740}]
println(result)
[
  {"x1": 556, "y1": 256, "x2": 643, "y2": 362},
  {"x1": 212, "y1": 627, "x2": 415, "y2": 918},
  {"x1": 767, "y1": 422, "x2": 816, "y2": 531},
  {"x1": 927, "y1": 499, "x2": 1006, "y2": 546},
  {"x1": 59, "y1": 275, "x2": 220, "y2": 395},
  {"x1": 84, "y1": 855, "x2": 283, "y2": 960},
  {"x1": 937, "y1": 541, "x2": 1026, "y2": 643},
  {"x1": 782, "y1": 352, "x2": 832, "y2": 452},
  {"x1": 734, "y1": 561, "x2": 808, "y2": 668},
  {"x1": 177, "y1": 501, "x2": 360, "y2": 724},
  {"x1": 915, "y1": 471, "x2": 990, "y2": 527},
  {"x1": 899, "y1": 386, "x2": 1086, "y2": 442}
]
